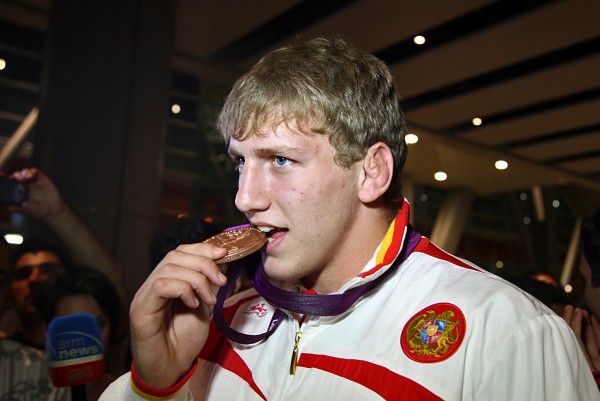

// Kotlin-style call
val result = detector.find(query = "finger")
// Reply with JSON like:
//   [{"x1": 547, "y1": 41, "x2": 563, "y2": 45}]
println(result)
[
  {"x1": 146, "y1": 276, "x2": 204, "y2": 311},
  {"x1": 176, "y1": 242, "x2": 229, "y2": 262},
  {"x1": 151, "y1": 263, "x2": 223, "y2": 307},
  {"x1": 572, "y1": 309, "x2": 593, "y2": 368},
  {"x1": 9, "y1": 168, "x2": 37, "y2": 182},
  {"x1": 160, "y1": 245, "x2": 228, "y2": 286},
  {"x1": 572, "y1": 308, "x2": 585, "y2": 337},
  {"x1": 562, "y1": 304, "x2": 574, "y2": 324}
]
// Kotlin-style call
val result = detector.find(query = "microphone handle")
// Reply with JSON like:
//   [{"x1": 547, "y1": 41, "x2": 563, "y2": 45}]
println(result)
[{"x1": 71, "y1": 384, "x2": 86, "y2": 401}]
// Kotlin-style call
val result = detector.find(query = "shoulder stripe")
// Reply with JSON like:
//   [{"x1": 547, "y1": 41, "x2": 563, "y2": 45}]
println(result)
[{"x1": 414, "y1": 238, "x2": 479, "y2": 272}]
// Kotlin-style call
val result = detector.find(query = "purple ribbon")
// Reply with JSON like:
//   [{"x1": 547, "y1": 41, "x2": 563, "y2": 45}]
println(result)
[{"x1": 213, "y1": 226, "x2": 420, "y2": 344}]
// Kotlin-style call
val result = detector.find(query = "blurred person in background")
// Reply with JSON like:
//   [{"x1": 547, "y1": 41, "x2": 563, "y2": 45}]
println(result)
[
  {"x1": 511, "y1": 272, "x2": 568, "y2": 315},
  {"x1": 0, "y1": 237, "x2": 68, "y2": 401},
  {"x1": 1, "y1": 167, "x2": 129, "y2": 375},
  {"x1": 7, "y1": 167, "x2": 126, "y2": 302},
  {"x1": 9, "y1": 241, "x2": 68, "y2": 348},
  {"x1": 38, "y1": 266, "x2": 123, "y2": 400},
  {"x1": 563, "y1": 208, "x2": 600, "y2": 389},
  {"x1": 149, "y1": 217, "x2": 222, "y2": 270},
  {"x1": 2, "y1": 168, "x2": 128, "y2": 338}
]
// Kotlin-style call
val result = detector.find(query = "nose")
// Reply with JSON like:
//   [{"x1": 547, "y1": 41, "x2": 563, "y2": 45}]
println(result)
[
  {"x1": 235, "y1": 163, "x2": 270, "y2": 214},
  {"x1": 28, "y1": 266, "x2": 46, "y2": 282}
]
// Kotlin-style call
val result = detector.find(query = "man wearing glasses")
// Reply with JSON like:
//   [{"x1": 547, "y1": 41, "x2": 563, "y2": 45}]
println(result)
[{"x1": 9, "y1": 242, "x2": 67, "y2": 348}]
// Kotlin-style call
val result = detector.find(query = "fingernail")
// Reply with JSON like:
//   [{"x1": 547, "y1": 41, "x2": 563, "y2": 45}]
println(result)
[{"x1": 218, "y1": 272, "x2": 227, "y2": 284}]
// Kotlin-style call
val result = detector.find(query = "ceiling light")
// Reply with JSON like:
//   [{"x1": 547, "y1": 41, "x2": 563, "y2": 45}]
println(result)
[
  {"x1": 413, "y1": 35, "x2": 426, "y2": 45},
  {"x1": 564, "y1": 284, "x2": 573, "y2": 294},
  {"x1": 0, "y1": 58, "x2": 6, "y2": 70},
  {"x1": 495, "y1": 160, "x2": 508, "y2": 170},
  {"x1": 405, "y1": 133, "x2": 418, "y2": 144},
  {"x1": 4, "y1": 233, "x2": 23, "y2": 244},
  {"x1": 495, "y1": 260, "x2": 504, "y2": 269},
  {"x1": 171, "y1": 104, "x2": 181, "y2": 114},
  {"x1": 434, "y1": 171, "x2": 447, "y2": 181},
  {"x1": 552, "y1": 200, "x2": 560, "y2": 208},
  {"x1": 472, "y1": 117, "x2": 482, "y2": 126}
]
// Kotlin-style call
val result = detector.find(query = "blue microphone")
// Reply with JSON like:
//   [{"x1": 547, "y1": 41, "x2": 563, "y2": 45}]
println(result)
[{"x1": 46, "y1": 313, "x2": 105, "y2": 393}]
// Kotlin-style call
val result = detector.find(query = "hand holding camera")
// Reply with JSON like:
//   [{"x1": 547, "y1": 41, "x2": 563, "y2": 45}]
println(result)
[{"x1": 4, "y1": 168, "x2": 66, "y2": 218}]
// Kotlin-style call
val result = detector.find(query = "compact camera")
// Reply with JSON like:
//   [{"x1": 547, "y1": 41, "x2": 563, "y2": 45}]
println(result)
[{"x1": 0, "y1": 176, "x2": 28, "y2": 205}]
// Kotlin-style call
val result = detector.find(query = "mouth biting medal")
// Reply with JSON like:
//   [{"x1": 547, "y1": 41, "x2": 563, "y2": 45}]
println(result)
[{"x1": 204, "y1": 226, "x2": 267, "y2": 264}]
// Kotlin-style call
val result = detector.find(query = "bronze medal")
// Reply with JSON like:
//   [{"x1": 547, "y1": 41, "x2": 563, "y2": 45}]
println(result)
[{"x1": 204, "y1": 226, "x2": 266, "y2": 264}]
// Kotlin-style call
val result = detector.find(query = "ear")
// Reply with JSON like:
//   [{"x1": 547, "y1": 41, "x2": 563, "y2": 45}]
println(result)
[{"x1": 358, "y1": 142, "x2": 394, "y2": 204}]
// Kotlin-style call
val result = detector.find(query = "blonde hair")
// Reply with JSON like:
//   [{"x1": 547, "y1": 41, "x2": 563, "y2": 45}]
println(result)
[{"x1": 218, "y1": 37, "x2": 407, "y2": 209}]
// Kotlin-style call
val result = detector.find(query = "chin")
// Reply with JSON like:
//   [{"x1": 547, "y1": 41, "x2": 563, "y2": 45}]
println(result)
[{"x1": 262, "y1": 261, "x2": 299, "y2": 287}]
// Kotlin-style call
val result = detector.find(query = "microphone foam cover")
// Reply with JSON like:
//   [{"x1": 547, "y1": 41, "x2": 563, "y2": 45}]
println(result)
[{"x1": 46, "y1": 313, "x2": 105, "y2": 387}]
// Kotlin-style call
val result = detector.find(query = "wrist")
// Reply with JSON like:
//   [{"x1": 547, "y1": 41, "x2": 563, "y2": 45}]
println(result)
[
  {"x1": 131, "y1": 359, "x2": 198, "y2": 398},
  {"x1": 42, "y1": 202, "x2": 70, "y2": 224}
]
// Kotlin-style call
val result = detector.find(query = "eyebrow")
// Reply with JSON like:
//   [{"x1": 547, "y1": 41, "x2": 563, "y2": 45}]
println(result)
[{"x1": 228, "y1": 144, "x2": 304, "y2": 158}]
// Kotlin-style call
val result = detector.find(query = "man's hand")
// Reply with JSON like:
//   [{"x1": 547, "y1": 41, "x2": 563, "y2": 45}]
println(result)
[
  {"x1": 562, "y1": 304, "x2": 600, "y2": 371},
  {"x1": 130, "y1": 242, "x2": 228, "y2": 389},
  {"x1": 8, "y1": 167, "x2": 65, "y2": 218}
]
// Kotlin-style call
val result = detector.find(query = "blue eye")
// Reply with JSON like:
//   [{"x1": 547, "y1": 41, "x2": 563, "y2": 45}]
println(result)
[{"x1": 274, "y1": 156, "x2": 289, "y2": 166}]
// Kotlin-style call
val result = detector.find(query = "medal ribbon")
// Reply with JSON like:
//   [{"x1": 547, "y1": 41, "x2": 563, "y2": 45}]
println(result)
[{"x1": 213, "y1": 225, "x2": 421, "y2": 344}]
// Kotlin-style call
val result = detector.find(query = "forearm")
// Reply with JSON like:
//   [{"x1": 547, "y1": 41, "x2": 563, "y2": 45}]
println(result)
[{"x1": 43, "y1": 204, "x2": 126, "y2": 298}]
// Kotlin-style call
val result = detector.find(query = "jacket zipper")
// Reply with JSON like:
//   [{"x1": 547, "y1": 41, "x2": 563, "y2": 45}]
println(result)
[{"x1": 289, "y1": 331, "x2": 303, "y2": 375}]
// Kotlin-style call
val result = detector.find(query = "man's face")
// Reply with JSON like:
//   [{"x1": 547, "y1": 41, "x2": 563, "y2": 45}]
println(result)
[
  {"x1": 580, "y1": 253, "x2": 600, "y2": 319},
  {"x1": 11, "y1": 251, "x2": 65, "y2": 318},
  {"x1": 54, "y1": 294, "x2": 112, "y2": 352},
  {"x1": 229, "y1": 123, "x2": 364, "y2": 293}
]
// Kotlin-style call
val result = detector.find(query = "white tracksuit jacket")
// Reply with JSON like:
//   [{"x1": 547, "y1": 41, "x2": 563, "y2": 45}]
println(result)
[{"x1": 101, "y1": 206, "x2": 599, "y2": 400}]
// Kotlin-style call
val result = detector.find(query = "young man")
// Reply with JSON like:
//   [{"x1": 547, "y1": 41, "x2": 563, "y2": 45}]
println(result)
[{"x1": 102, "y1": 37, "x2": 599, "y2": 400}]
